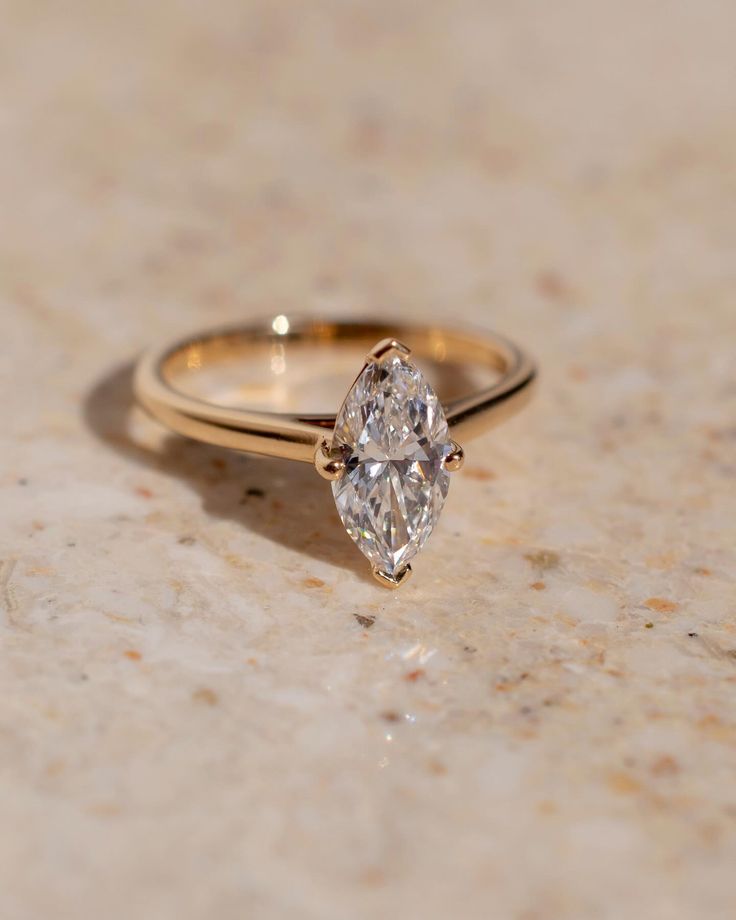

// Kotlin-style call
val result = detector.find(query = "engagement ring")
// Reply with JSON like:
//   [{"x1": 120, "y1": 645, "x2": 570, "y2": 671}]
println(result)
[{"x1": 134, "y1": 318, "x2": 536, "y2": 588}]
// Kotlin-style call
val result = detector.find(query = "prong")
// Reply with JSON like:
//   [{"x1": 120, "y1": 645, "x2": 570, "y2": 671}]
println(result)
[
  {"x1": 443, "y1": 440, "x2": 465, "y2": 472},
  {"x1": 314, "y1": 440, "x2": 346, "y2": 481},
  {"x1": 371, "y1": 564, "x2": 412, "y2": 589},
  {"x1": 366, "y1": 338, "x2": 411, "y2": 364}
]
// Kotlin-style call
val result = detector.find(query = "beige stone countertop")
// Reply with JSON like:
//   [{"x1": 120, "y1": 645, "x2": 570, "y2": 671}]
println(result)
[{"x1": 1, "y1": 2, "x2": 735, "y2": 918}]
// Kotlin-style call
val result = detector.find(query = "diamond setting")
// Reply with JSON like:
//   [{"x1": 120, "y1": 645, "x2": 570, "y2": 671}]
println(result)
[{"x1": 330, "y1": 348, "x2": 454, "y2": 581}]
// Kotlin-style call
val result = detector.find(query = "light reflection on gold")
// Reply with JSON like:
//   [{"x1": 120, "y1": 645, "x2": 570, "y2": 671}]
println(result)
[
  {"x1": 270, "y1": 342, "x2": 286, "y2": 375},
  {"x1": 270, "y1": 355, "x2": 286, "y2": 374},
  {"x1": 432, "y1": 338, "x2": 447, "y2": 362},
  {"x1": 271, "y1": 314, "x2": 290, "y2": 335},
  {"x1": 186, "y1": 346, "x2": 202, "y2": 370}
]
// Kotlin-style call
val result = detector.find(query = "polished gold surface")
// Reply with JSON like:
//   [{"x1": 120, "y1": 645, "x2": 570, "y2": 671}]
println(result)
[
  {"x1": 134, "y1": 317, "x2": 536, "y2": 463},
  {"x1": 366, "y1": 337, "x2": 412, "y2": 363},
  {"x1": 314, "y1": 439, "x2": 346, "y2": 481},
  {"x1": 444, "y1": 440, "x2": 465, "y2": 472},
  {"x1": 371, "y1": 564, "x2": 413, "y2": 590}
]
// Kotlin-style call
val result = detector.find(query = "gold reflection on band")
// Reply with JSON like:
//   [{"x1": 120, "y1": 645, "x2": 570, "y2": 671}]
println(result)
[{"x1": 186, "y1": 346, "x2": 202, "y2": 370}]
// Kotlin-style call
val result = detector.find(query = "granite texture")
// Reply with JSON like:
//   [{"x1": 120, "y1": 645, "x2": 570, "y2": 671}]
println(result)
[{"x1": 1, "y1": 2, "x2": 735, "y2": 918}]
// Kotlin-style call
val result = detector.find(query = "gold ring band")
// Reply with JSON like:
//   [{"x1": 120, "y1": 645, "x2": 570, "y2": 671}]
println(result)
[
  {"x1": 134, "y1": 316, "x2": 536, "y2": 588},
  {"x1": 134, "y1": 317, "x2": 536, "y2": 463}
]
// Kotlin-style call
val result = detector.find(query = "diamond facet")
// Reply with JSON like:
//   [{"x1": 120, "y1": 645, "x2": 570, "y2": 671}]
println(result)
[{"x1": 331, "y1": 351, "x2": 453, "y2": 577}]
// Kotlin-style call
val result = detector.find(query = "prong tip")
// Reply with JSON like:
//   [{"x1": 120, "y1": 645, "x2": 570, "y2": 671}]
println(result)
[
  {"x1": 444, "y1": 441, "x2": 465, "y2": 472},
  {"x1": 315, "y1": 441, "x2": 346, "y2": 481},
  {"x1": 371, "y1": 564, "x2": 412, "y2": 589},
  {"x1": 366, "y1": 338, "x2": 411, "y2": 364}
]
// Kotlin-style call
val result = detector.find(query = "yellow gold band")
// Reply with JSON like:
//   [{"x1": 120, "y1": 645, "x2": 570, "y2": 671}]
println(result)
[{"x1": 133, "y1": 317, "x2": 536, "y2": 463}]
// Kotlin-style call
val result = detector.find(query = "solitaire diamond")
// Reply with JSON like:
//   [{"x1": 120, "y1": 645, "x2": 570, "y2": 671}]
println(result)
[{"x1": 330, "y1": 349, "x2": 453, "y2": 582}]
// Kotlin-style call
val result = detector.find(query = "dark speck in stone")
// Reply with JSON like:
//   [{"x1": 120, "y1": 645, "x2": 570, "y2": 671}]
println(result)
[
  {"x1": 240, "y1": 487, "x2": 266, "y2": 504},
  {"x1": 405, "y1": 669, "x2": 425, "y2": 682},
  {"x1": 525, "y1": 550, "x2": 561, "y2": 571}
]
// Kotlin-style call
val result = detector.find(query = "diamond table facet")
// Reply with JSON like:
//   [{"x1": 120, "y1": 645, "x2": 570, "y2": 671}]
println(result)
[{"x1": 331, "y1": 351, "x2": 454, "y2": 581}]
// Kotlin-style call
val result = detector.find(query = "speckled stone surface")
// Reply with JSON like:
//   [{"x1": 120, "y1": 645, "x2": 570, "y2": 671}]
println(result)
[{"x1": 1, "y1": 3, "x2": 735, "y2": 919}]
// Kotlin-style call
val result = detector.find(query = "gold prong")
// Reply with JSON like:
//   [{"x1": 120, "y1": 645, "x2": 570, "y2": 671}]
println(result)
[
  {"x1": 314, "y1": 440, "x2": 346, "y2": 481},
  {"x1": 366, "y1": 338, "x2": 411, "y2": 364},
  {"x1": 371, "y1": 564, "x2": 412, "y2": 589},
  {"x1": 444, "y1": 440, "x2": 465, "y2": 472}
]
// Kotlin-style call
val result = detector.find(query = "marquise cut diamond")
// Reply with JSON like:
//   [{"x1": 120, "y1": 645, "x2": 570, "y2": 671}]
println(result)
[{"x1": 331, "y1": 353, "x2": 453, "y2": 578}]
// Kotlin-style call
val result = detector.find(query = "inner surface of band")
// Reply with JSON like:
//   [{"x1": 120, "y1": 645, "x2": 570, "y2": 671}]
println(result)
[
  {"x1": 135, "y1": 316, "x2": 535, "y2": 461},
  {"x1": 159, "y1": 318, "x2": 511, "y2": 415}
]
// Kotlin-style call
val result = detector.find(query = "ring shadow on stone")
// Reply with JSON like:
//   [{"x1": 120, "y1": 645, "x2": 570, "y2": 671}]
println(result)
[{"x1": 83, "y1": 362, "x2": 370, "y2": 581}]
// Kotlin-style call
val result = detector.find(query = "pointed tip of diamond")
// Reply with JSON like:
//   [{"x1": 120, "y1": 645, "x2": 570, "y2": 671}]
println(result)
[{"x1": 371, "y1": 564, "x2": 412, "y2": 589}]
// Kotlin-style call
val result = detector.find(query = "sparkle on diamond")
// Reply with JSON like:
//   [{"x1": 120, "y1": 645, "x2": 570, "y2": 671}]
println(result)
[{"x1": 331, "y1": 355, "x2": 453, "y2": 575}]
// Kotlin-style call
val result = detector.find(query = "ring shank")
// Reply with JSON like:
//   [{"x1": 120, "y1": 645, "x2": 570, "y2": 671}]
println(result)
[{"x1": 134, "y1": 318, "x2": 536, "y2": 463}]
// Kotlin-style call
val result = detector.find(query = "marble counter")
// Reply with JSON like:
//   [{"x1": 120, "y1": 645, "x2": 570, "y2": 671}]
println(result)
[{"x1": 1, "y1": 2, "x2": 735, "y2": 918}]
